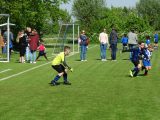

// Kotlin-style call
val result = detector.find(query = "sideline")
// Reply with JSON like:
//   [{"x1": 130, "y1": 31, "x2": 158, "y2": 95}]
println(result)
[
  {"x1": 0, "y1": 69, "x2": 12, "y2": 74},
  {"x1": 0, "y1": 45, "x2": 97, "y2": 82}
]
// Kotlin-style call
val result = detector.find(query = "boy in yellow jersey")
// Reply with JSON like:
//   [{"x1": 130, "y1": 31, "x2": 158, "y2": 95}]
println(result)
[{"x1": 50, "y1": 46, "x2": 73, "y2": 86}]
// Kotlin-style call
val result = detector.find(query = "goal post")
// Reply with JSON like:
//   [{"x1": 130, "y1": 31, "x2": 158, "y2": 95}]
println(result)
[{"x1": 52, "y1": 23, "x2": 80, "y2": 55}]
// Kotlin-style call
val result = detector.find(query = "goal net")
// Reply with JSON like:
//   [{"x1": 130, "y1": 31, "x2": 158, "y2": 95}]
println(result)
[{"x1": 52, "y1": 24, "x2": 80, "y2": 55}]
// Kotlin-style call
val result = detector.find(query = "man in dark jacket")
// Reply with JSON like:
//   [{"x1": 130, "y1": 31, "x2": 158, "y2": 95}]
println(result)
[{"x1": 109, "y1": 28, "x2": 118, "y2": 61}]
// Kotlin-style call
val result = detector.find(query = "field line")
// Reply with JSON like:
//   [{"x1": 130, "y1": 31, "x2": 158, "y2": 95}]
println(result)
[
  {"x1": 0, "y1": 45, "x2": 97, "y2": 82},
  {"x1": 0, "y1": 69, "x2": 12, "y2": 74}
]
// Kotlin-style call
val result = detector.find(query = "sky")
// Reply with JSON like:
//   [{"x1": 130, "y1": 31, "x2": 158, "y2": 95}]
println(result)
[{"x1": 60, "y1": 0, "x2": 140, "y2": 14}]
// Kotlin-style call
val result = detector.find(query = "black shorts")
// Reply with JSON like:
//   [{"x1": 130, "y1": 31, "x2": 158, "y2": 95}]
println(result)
[
  {"x1": 123, "y1": 43, "x2": 127, "y2": 46},
  {"x1": 132, "y1": 60, "x2": 139, "y2": 67},
  {"x1": 154, "y1": 41, "x2": 158, "y2": 44},
  {"x1": 39, "y1": 51, "x2": 46, "y2": 56},
  {"x1": 52, "y1": 64, "x2": 65, "y2": 73}
]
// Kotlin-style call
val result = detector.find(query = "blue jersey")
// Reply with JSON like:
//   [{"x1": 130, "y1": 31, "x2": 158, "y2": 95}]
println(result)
[
  {"x1": 146, "y1": 39, "x2": 150, "y2": 45},
  {"x1": 143, "y1": 49, "x2": 152, "y2": 67},
  {"x1": 130, "y1": 47, "x2": 148, "y2": 61},
  {"x1": 121, "y1": 37, "x2": 128, "y2": 44},
  {"x1": 154, "y1": 34, "x2": 159, "y2": 42}
]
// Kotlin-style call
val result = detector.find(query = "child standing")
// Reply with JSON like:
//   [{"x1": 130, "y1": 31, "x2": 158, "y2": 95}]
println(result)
[
  {"x1": 36, "y1": 43, "x2": 48, "y2": 61},
  {"x1": 50, "y1": 46, "x2": 73, "y2": 86},
  {"x1": 121, "y1": 34, "x2": 128, "y2": 51},
  {"x1": 145, "y1": 35, "x2": 151, "y2": 47}
]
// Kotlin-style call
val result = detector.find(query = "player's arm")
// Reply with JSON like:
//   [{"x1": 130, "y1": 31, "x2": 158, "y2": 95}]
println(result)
[{"x1": 62, "y1": 58, "x2": 73, "y2": 72}]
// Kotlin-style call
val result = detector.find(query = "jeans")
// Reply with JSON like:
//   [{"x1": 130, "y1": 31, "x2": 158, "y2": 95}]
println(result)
[
  {"x1": 30, "y1": 50, "x2": 36, "y2": 62},
  {"x1": 111, "y1": 43, "x2": 117, "y2": 60},
  {"x1": 26, "y1": 47, "x2": 30, "y2": 61},
  {"x1": 100, "y1": 43, "x2": 107, "y2": 59},
  {"x1": 80, "y1": 45, "x2": 87, "y2": 60}
]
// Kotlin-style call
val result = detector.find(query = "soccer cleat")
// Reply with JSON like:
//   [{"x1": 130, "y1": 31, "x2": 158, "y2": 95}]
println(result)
[
  {"x1": 130, "y1": 70, "x2": 133, "y2": 77},
  {"x1": 50, "y1": 82, "x2": 60, "y2": 86},
  {"x1": 63, "y1": 81, "x2": 71, "y2": 85}
]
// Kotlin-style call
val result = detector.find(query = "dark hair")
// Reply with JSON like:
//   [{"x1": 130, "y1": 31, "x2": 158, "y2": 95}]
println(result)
[
  {"x1": 146, "y1": 35, "x2": 150, "y2": 39},
  {"x1": 64, "y1": 46, "x2": 70, "y2": 51},
  {"x1": 138, "y1": 41, "x2": 144, "y2": 45}
]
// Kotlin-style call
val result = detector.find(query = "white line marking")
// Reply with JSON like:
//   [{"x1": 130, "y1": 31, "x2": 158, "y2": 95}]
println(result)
[
  {"x1": 0, "y1": 45, "x2": 97, "y2": 82},
  {"x1": 0, "y1": 69, "x2": 12, "y2": 74}
]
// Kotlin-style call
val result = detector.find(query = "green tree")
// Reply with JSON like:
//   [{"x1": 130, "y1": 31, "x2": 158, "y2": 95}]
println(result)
[
  {"x1": 0, "y1": 0, "x2": 71, "y2": 34},
  {"x1": 72, "y1": 0, "x2": 106, "y2": 31},
  {"x1": 136, "y1": 0, "x2": 160, "y2": 30}
]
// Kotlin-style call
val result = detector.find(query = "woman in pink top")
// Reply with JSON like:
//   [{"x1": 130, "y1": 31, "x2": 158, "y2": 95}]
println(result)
[
  {"x1": 36, "y1": 42, "x2": 48, "y2": 61},
  {"x1": 99, "y1": 28, "x2": 109, "y2": 61}
]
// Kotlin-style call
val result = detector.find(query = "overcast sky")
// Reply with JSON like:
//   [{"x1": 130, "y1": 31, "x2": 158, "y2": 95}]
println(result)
[{"x1": 60, "y1": 0, "x2": 139, "y2": 14}]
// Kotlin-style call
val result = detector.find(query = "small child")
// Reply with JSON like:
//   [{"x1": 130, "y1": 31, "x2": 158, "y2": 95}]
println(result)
[
  {"x1": 121, "y1": 34, "x2": 128, "y2": 51},
  {"x1": 145, "y1": 35, "x2": 151, "y2": 47},
  {"x1": 50, "y1": 46, "x2": 73, "y2": 86},
  {"x1": 36, "y1": 43, "x2": 48, "y2": 61},
  {"x1": 142, "y1": 45, "x2": 153, "y2": 76}
]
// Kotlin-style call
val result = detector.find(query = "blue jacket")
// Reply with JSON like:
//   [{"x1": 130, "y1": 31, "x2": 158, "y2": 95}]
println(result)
[
  {"x1": 109, "y1": 30, "x2": 118, "y2": 44},
  {"x1": 154, "y1": 34, "x2": 159, "y2": 42},
  {"x1": 121, "y1": 37, "x2": 128, "y2": 44},
  {"x1": 80, "y1": 34, "x2": 87, "y2": 46}
]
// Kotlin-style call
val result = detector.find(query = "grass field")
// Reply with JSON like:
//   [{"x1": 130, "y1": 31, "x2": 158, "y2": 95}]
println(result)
[{"x1": 0, "y1": 44, "x2": 160, "y2": 120}]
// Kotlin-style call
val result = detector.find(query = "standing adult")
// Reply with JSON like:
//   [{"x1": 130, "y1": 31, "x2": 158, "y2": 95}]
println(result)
[
  {"x1": 25, "y1": 27, "x2": 32, "y2": 62},
  {"x1": 18, "y1": 30, "x2": 27, "y2": 63},
  {"x1": 128, "y1": 29, "x2": 138, "y2": 50},
  {"x1": 0, "y1": 33, "x2": 5, "y2": 55},
  {"x1": 99, "y1": 28, "x2": 109, "y2": 61},
  {"x1": 29, "y1": 29, "x2": 39, "y2": 63},
  {"x1": 109, "y1": 28, "x2": 118, "y2": 61},
  {"x1": 3, "y1": 29, "x2": 14, "y2": 56},
  {"x1": 79, "y1": 30, "x2": 88, "y2": 61}
]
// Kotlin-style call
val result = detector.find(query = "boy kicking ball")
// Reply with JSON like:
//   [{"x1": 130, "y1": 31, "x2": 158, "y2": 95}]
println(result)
[{"x1": 50, "y1": 46, "x2": 73, "y2": 86}]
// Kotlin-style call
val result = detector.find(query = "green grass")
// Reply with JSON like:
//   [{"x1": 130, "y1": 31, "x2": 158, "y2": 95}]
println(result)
[{"x1": 0, "y1": 44, "x2": 160, "y2": 120}]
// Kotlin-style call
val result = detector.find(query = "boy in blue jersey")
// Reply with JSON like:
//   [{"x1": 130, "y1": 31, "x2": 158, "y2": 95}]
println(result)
[
  {"x1": 154, "y1": 32, "x2": 159, "y2": 49},
  {"x1": 145, "y1": 35, "x2": 151, "y2": 47},
  {"x1": 50, "y1": 46, "x2": 73, "y2": 86},
  {"x1": 121, "y1": 34, "x2": 128, "y2": 51},
  {"x1": 142, "y1": 45, "x2": 153, "y2": 76},
  {"x1": 128, "y1": 42, "x2": 148, "y2": 77}
]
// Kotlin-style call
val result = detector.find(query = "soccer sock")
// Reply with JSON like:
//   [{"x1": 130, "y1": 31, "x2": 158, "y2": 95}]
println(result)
[
  {"x1": 144, "y1": 70, "x2": 148, "y2": 75},
  {"x1": 133, "y1": 68, "x2": 139, "y2": 77},
  {"x1": 63, "y1": 73, "x2": 68, "y2": 83},
  {"x1": 51, "y1": 75, "x2": 60, "y2": 83}
]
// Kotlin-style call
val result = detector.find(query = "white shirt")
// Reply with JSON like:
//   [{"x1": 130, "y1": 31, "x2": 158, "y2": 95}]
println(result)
[{"x1": 99, "y1": 32, "x2": 108, "y2": 44}]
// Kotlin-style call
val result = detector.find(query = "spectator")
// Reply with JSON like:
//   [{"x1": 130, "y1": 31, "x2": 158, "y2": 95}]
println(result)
[
  {"x1": 29, "y1": 29, "x2": 39, "y2": 63},
  {"x1": 99, "y1": 28, "x2": 109, "y2": 61},
  {"x1": 109, "y1": 28, "x2": 118, "y2": 61},
  {"x1": 79, "y1": 30, "x2": 88, "y2": 61},
  {"x1": 0, "y1": 33, "x2": 5, "y2": 55},
  {"x1": 18, "y1": 30, "x2": 27, "y2": 63},
  {"x1": 128, "y1": 29, "x2": 138, "y2": 50}
]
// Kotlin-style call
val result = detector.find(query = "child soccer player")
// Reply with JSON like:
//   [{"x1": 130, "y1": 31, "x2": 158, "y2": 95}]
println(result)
[
  {"x1": 50, "y1": 46, "x2": 73, "y2": 86},
  {"x1": 129, "y1": 41, "x2": 148, "y2": 77},
  {"x1": 121, "y1": 33, "x2": 128, "y2": 51},
  {"x1": 36, "y1": 42, "x2": 48, "y2": 61},
  {"x1": 142, "y1": 45, "x2": 153, "y2": 76},
  {"x1": 145, "y1": 35, "x2": 151, "y2": 47},
  {"x1": 154, "y1": 32, "x2": 159, "y2": 50}
]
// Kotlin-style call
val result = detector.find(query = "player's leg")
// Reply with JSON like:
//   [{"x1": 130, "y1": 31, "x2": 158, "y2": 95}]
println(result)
[{"x1": 50, "y1": 65, "x2": 64, "y2": 86}]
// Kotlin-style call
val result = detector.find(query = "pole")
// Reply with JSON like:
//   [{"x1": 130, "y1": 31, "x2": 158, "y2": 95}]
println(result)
[
  {"x1": 7, "y1": 16, "x2": 10, "y2": 62},
  {"x1": 73, "y1": 24, "x2": 75, "y2": 53}
]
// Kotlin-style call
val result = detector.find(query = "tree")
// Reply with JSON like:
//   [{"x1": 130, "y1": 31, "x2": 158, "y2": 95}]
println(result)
[
  {"x1": 72, "y1": 0, "x2": 106, "y2": 31},
  {"x1": 0, "y1": 0, "x2": 71, "y2": 34},
  {"x1": 136, "y1": 0, "x2": 160, "y2": 30}
]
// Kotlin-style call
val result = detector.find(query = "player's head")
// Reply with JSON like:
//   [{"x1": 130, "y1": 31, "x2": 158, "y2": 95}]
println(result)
[
  {"x1": 138, "y1": 41, "x2": 145, "y2": 49},
  {"x1": 148, "y1": 44, "x2": 153, "y2": 52},
  {"x1": 82, "y1": 30, "x2": 85, "y2": 34},
  {"x1": 64, "y1": 46, "x2": 71, "y2": 55}
]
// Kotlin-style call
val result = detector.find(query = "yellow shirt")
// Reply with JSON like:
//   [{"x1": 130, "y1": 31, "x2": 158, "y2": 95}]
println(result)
[{"x1": 52, "y1": 52, "x2": 64, "y2": 65}]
